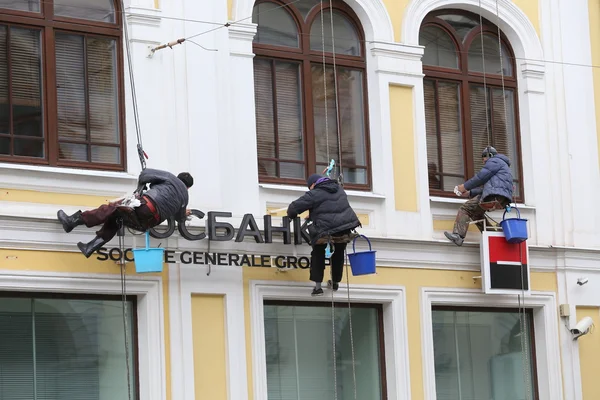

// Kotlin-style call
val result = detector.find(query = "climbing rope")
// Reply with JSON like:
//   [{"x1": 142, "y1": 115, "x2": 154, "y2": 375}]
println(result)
[
  {"x1": 319, "y1": 0, "x2": 331, "y2": 167},
  {"x1": 328, "y1": 0, "x2": 344, "y2": 185},
  {"x1": 117, "y1": 219, "x2": 133, "y2": 400},
  {"x1": 119, "y1": 0, "x2": 148, "y2": 170}
]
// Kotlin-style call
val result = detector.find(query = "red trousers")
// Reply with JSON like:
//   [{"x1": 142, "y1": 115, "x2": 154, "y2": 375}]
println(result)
[{"x1": 81, "y1": 198, "x2": 159, "y2": 241}]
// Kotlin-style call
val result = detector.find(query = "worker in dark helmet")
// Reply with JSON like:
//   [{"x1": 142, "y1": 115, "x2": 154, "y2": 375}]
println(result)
[
  {"x1": 445, "y1": 146, "x2": 513, "y2": 246},
  {"x1": 57, "y1": 169, "x2": 193, "y2": 258},
  {"x1": 287, "y1": 173, "x2": 361, "y2": 296}
]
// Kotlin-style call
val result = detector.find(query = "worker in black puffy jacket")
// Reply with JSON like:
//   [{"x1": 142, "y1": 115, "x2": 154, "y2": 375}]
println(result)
[{"x1": 287, "y1": 174, "x2": 361, "y2": 296}]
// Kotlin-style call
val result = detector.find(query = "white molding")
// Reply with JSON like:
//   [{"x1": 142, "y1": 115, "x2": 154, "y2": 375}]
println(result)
[
  {"x1": 125, "y1": 6, "x2": 162, "y2": 27},
  {"x1": 0, "y1": 162, "x2": 137, "y2": 197},
  {"x1": 233, "y1": 0, "x2": 393, "y2": 42},
  {"x1": 420, "y1": 287, "x2": 563, "y2": 400},
  {"x1": 249, "y1": 280, "x2": 411, "y2": 400},
  {"x1": 229, "y1": 22, "x2": 257, "y2": 58},
  {"x1": 0, "y1": 270, "x2": 166, "y2": 400},
  {"x1": 402, "y1": 0, "x2": 543, "y2": 61},
  {"x1": 171, "y1": 265, "x2": 248, "y2": 400}
]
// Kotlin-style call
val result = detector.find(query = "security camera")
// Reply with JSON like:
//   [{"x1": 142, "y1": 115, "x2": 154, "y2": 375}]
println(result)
[
  {"x1": 577, "y1": 277, "x2": 589, "y2": 286},
  {"x1": 571, "y1": 316, "x2": 594, "y2": 340}
]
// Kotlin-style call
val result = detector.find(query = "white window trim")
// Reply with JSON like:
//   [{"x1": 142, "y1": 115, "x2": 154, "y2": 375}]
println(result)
[
  {"x1": 249, "y1": 280, "x2": 411, "y2": 400},
  {"x1": 0, "y1": 270, "x2": 166, "y2": 400},
  {"x1": 168, "y1": 265, "x2": 248, "y2": 400},
  {"x1": 420, "y1": 287, "x2": 563, "y2": 400}
]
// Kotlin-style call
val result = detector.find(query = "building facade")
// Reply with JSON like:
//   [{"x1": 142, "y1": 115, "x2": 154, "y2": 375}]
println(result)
[{"x1": 0, "y1": 0, "x2": 599, "y2": 399}]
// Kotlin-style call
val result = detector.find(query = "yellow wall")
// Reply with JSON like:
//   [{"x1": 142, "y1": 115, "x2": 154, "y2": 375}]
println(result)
[
  {"x1": 192, "y1": 295, "x2": 228, "y2": 399},
  {"x1": 512, "y1": 0, "x2": 540, "y2": 38},
  {"x1": 589, "y1": 0, "x2": 600, "y2": 171},
  {"x1": 0, "y1": 188, "x2": 113, "y2": 207},
  {"x1": 389, "y1": 85, "x2": 418, "y2": 212},
  {"x1": 242, "y1": 265, "x2": 556, "y2": 399},
  {"x1": 576, "y1": 307, "x2": 600, "y2": 400}
]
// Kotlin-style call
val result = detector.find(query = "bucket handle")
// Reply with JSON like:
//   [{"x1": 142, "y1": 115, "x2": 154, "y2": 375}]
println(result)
[
  {"x1": 352, "y1": 235, "x2": 372, "y2": 254},
  {"x1": 503, "y1": 207, "x2": 521, "y2": 221},
  {"x1": 145, "y1": 231, "x2": 150, "y2": 249}
]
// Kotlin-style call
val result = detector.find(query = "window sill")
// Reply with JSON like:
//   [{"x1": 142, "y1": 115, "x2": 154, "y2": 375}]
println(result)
[
  {"x1": 259, "y1": 183, "x2": 387, "y2": 199},
  {"x1": 429, "y1": 196, "x2": 535, "y2": 209},
  {"x1": 0, "y1": 163, "x2": 138, "y2": 197}
]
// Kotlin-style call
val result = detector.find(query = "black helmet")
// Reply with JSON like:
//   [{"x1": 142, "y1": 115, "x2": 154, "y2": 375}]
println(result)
[{"x1": 481, "y1": 146, "x2": 497, "y2": 158}]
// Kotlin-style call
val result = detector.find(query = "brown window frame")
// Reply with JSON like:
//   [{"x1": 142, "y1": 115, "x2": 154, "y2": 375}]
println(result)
[
  {"x1": 0, "y1": 291, "x2": 140, "y2": 398},
  {"x1": 0, "y1": 0, "x2": 126, "y2": 171},
  {"x1": 432, "y1": 305, "x2": 539, "y2": 399},
  {"x1": 252, "y1": 0, "x2": 372, "y2": 191},
  {"x1": 422, "y1": 10, "x2": 524, "y2": 202},
  {"x1": 264, "y1": 300, "x2": 388, "y2": 398}
]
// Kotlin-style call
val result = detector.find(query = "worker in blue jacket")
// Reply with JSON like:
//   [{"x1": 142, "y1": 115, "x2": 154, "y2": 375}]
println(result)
[{"x1": 445, "y1": 146, "x2": 513, "y2": 246}]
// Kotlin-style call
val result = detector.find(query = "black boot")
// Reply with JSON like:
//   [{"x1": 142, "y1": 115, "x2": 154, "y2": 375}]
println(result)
[
  {"x1": 57, "y1": 210, "x2": 84, "y2": 233},
  {"x1": 77, "y1": 236, "x2": 107, "y2": 258}
]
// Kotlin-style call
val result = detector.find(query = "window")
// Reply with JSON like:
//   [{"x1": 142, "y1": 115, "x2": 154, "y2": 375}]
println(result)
[
  {"x1": 420, "y1": 12, "x2": 523, "y2": 200},
  {"x1": 264, "y1": 302, "x2": 386, "y2": 399},
  {"x1": 0, "y1": 0, "x2": 125, "y2": 170},
  {"x1": 432, "y1": 307, "x2": 538, "y2": 399},
  {"x1": 252, "y1": 0, "x2": 371, "y2": 189},
  {"x1": 0, "y1": 293, "x2": 137, "y2": 399}
]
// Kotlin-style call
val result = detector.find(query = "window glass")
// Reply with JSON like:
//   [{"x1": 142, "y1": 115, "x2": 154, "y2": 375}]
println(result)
[
  {"x1": 310, "y1": 10, "x2": 361, "y2": 56},
  {"x1": 252, "y1": 3, "x2": 300, "y2": 48},
  {"x1": 420, "y1": 25, "x2": 459, "y2": 69},
  {"x1": 264, "y1": 304, "x2": 384, "y2": 399},
  {"x1": 54, "y1": 0, "x2": 116, "y2": 23},
  {"x1": 0, "y1": 296, "x2": 136, "y2": 399},
  {"x1": 432, "y1": 308, "x2": 536, "y2": 400}
]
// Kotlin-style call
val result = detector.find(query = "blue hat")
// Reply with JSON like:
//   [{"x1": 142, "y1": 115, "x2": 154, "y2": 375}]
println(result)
[{"x1": 307, "y1": 174, "x2": 323, "y2": 188}]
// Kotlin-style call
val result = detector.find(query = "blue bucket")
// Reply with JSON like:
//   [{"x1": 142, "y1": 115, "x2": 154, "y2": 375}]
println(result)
[
  {"x1": 347, "y1": 235, "x2": 377, "y2": 276},
  {"x1": 132, "y1": 231, "x2": 165, "y2": 273},
  {"x1": 499, "y1": 208, "x2": 528, "y2": 244}
]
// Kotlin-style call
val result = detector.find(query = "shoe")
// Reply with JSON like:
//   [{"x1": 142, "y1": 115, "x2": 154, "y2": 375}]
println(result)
[
  {"x1": 327, "y1": 280, "x2": 339, "y2": 291},
  {"x1": 444, "y1": 232, "x2": 464, "y2": 246},
  {"x1": 311, "y1": 288, "x2": 324, "y2": 296},
  {"x1": 77, "y1": 236, "x2": 108, "y2": 258},
  {"x1": 57, "y1": 210, "x2": 84, "y2": 233}
]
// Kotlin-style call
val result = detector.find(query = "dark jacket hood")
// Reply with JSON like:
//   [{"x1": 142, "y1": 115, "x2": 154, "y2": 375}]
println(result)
[{"x1": 314, "y1": 179, "x2": 339, "y2": 194}]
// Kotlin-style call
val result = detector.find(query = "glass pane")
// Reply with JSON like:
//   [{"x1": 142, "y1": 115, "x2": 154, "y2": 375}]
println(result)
[
  {"x1": 275, "y1": 61, "x2": 303, "y2": 161},
  {"x1": 252, "y1": 2, "x2": 299, "y2": 48},
  {"x1": 0, "y1": 298, "x2": 34, "y2": 399},
  {"x1": 310, "y1": 10, "x2": 361, "y2": 56},
  {"x1": 0, "y1": 26, "x2": 8, "y2": 136},
  {"x1": 342, "y1": 167, "x2": 367, "y2": 185},
  {"x1": 258, "y1": 160, "x2": 276, "y2": 177},
  {"x1": 54, "y1": 0, "x2": 116, "y2": 23},
  {"x1": 0, "y1": 0, "x2": 39, "y2": 12},
  {"x1": 280, "y1": 162, "x2": 304, "y2": 179},
  {"x1": 311, "y1": 64, "x2": 339, "y2": 164},
  {"x1": 91, "y1": 145, "x2": 119, "y2": 164},
  {"x1": 87, "y1": 37, "x2": 119, "y2": 145},
  {"x1": 14, "y1": 138, "x2": 43, "y2": 157},
  {"x1": 338, "y1": 68, "x2": 366, "y2": 168},
  {"x1": 32, "y1": 298, "x2": 136, "y2": 399},
  {"x1": 11, "y1": 27, "x2": 43, "y2": 139},
  {"x1": 424, "y1": 79, "x2": 464, "y2": 192},
  {"x1": 59, "y1": 142, "x2": 87, "y2": 162},
  {"x1": 254, "y1": 58, "x2": 276, "y2": 158},
  {"x1": 468, "y1": 34, "x2": 513, "y2": 76},
  {"x1": 491, "y1": 87, "x2": 519, "y2": 194},
  {"x1": 470, "y1": 84, "x2": 491, "y2": 171},
  {"x1": 420, "y1": 26, "x2": 458, "y2": 69},
  {"x1": 56, "y1": 33, "x2": 87, "y2": 142},
  {"x1": 437, "y1": 14, "x2": 479, "y2": 42},
  {"x1": 0, "y1": 136, "x2": 8, "y2": 154},
  {"x1": 432, "y1": 309, "x2": 535, "y2": 400},
  {"x1": 265, "y1": 304, "x2": 383, "y2": 399}
]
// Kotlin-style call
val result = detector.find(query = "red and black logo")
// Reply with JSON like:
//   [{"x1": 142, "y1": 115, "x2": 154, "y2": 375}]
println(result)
[{"x1": 488, "y1": 237, "x2": 528, "y2": 291}]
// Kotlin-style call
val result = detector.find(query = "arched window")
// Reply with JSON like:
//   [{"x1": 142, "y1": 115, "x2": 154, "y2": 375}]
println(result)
[
  {"x1": 0, "y1": 0, "x2": 124, "y2": 170},
  {"x1": 420, "y1": 11, "x2": 523, "y2": 200},
  {"x1": 252, "y1": 0, "x2": 370, "y2": 189}
]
